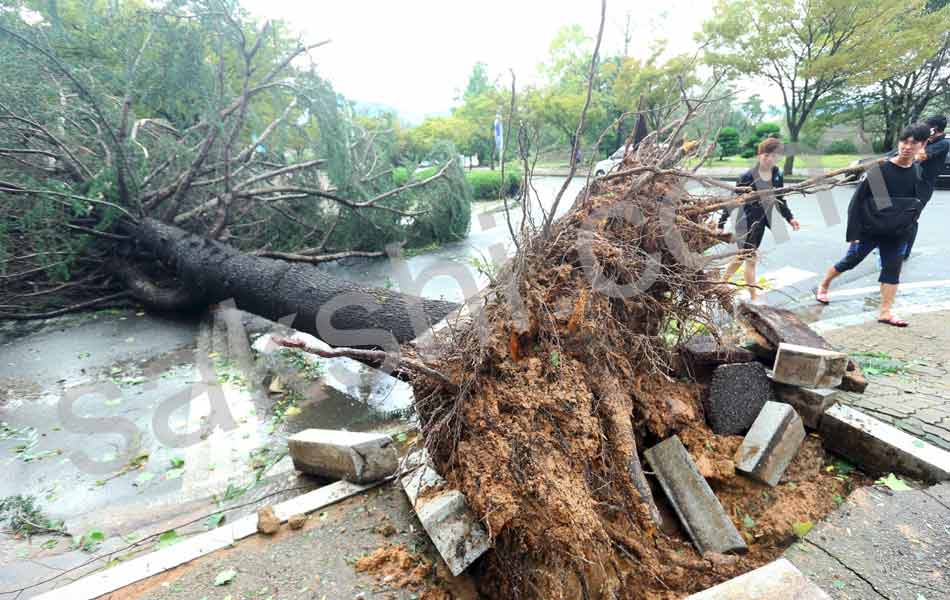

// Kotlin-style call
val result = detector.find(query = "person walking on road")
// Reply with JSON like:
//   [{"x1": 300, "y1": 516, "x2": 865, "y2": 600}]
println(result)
[
  {"x1": 903, "y1": 115, "x2": 948, "y2": 259},
  {"x1": 815, "y1": 123, "x2": 930, "y2": 326},
  {"x1": 718, "y1": 137, "x2": 801, "y2": 301}
]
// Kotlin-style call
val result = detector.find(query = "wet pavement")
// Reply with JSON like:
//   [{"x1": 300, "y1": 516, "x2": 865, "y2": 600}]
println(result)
[
  {"x1": 0, "y1": 307, "x2": 415, "y2": 598},
  {"x1": 786, "y1": 482, "x2": 950, "y2": 599}
]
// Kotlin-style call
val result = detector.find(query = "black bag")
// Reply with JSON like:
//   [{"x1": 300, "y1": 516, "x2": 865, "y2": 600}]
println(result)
[{"x1": 860, "y1": 165, "x2": 924, "y2": 238}]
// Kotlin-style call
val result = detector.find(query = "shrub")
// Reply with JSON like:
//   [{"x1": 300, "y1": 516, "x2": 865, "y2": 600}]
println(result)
[
  {"x1": 824, "y1": 140, "x2": 857, "y2": 154},
  {"x1": 753, "y1": 122, "x2": 781, "y2": 139},
  {"x1": 466, "y1": 169, "x2": 522, "y2": 199},
  {"x1": 742, "y1": 122, "x2": 783, "y2": 155},
  {"x1": 394, "y1": 166, "x2": 521, "y2": 201},
  {"x1": 740, "y1": 148, "x2": 756, "y2": 159},
  {"x1": 716, "y1": 127, "x2": 740, "y2": 158}
]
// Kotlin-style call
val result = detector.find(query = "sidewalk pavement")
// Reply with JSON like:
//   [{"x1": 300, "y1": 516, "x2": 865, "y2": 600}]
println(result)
[{"x1": 820, "y1": 309, "x2": 950, "y2": 451}]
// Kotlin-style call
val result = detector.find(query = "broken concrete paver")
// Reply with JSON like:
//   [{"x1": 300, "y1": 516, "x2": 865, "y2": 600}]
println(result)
[
  {"x1": 681, "y1": 335, "x2": 756, "y2": 379},
  {"x1": 771, "y1": 378, "x2": 839, "y2": 429},
  {"x1": 644, "y1": 436, "x2": 747, "y2": 556},
  {"x1": 736, "y1": 401, "x2": 805, "y2": 486},
  {"x1": 820, "y1": 404, "x2": 950, "y2": 481},
  {"x1": 786, "y1": 482, "x2": 950, "y2": 600},
  {"x1": 289, "y1": 428, "x2": 398, "y2": 483},
  {"x1": 773, "y1": 343, "x2": 848, "y2": 389},
  {"x1": 685, "y1": 558, "x2": 830, "y2": 599},
  {"x1": 705, "y1": 362, "x2": 775, "y2": 435},
  {"x1": 401, "y1": 453, "x2": 490, "y2": 576}
]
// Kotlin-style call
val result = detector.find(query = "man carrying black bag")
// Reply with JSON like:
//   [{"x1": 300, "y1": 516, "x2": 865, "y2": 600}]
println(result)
[{"x1": 814, "y1": 123, "x2": 930, "y2": 327}]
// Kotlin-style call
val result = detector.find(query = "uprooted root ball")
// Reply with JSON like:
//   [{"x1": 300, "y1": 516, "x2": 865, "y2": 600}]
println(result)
[{"x1": 411, "y1": 159, "x2": 856, "y2": 599}]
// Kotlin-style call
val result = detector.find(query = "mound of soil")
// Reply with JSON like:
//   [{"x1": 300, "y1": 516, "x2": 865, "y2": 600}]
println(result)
[{"x1": 355, "y1": 544, "x2": 478, "y2": 599}]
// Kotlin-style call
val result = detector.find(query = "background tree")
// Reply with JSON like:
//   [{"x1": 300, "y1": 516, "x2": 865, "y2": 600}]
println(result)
[
  {"x1": 702, "y1": 0, "x2": 907, "y2": 174},
  {"x1": 865, "y1": 0, "x2": 950, "y2": 149}
]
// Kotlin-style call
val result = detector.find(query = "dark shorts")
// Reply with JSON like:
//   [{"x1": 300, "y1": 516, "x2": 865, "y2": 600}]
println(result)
[
  {"x1": 735, "y1": 218, "x2": 768, "y2": 252},
  {"x1": 834, "y1": 238, "x2": 905, "y2": 285}
]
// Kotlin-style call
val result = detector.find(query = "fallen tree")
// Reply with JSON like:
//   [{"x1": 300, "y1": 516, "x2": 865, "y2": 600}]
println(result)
[
  {"x1": 0, "y1": 2, "x2": 470, "y2": 321},
  {"x1": 2, "y1": 3, "x2": 879, "y2": 598}
]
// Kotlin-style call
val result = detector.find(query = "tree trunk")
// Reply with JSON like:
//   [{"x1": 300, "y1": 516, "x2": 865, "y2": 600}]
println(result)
[
  {"x1": 124, "y1": 218, "x2": 460, "y2": 347},
  {"x1": 784, "y1": 127, "x2": 800, "y2": 175}
]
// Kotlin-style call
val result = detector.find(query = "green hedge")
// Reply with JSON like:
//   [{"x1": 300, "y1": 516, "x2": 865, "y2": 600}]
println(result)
[
  {"x1": 824, "y1": 140, "x2": 857, "y2": 155},
  {"x1": 394, "y1": 166, "x2": 522, "y2": 200},
  {"x1": 466, "y1": 169, "x2": 521, "y2": 199}
]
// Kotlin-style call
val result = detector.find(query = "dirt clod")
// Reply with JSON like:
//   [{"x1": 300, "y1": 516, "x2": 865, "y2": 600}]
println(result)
[
  {"x1": 256, "y1": 506, "x2": 280, "y2": 535},
  {"x1": 287, "y1": 513, "x2": 307, "y2": 530}
]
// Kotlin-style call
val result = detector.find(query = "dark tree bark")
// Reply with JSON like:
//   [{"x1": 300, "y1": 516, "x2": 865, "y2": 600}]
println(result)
[{"x1": 123, "y1": 218, "x2": 461, "y2": 347}]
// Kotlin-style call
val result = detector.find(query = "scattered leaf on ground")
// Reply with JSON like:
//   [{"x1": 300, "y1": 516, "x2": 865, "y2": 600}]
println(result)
[
  {"x1": 792, "y1": 521, "x2": 813, "y2": 539},
  {"x1": 206, "y1": 513, "x2": 225, "y2": 529},
  {"x1": 134, "y1": 472, "x2": 155, "y2": 486},
  {"x1": 86, "y1": 530, "x2": 105, "y2": 543},
  {"x1": 156, "y1": 530, "x2": 180, "y2": 549},
  {"x1": 214, "y1": 569, "x2": 238, "y2": 586},
  {"x1": 876, "y1": 473, "x2": 911, "y2": 491}
]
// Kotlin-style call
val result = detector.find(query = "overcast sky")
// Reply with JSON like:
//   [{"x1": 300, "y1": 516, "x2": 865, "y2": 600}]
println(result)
[{"x1": 242, "y1": 0, "x2": 773, "y2": 123}]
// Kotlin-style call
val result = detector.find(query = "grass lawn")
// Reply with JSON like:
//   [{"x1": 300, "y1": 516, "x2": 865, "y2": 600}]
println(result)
[{"x1": 702, "y1": 154, "x2": 860, "y2": 170}]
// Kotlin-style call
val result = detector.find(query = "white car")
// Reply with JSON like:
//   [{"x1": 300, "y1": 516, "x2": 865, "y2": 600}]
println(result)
[{"x1": 594, "y1": 146, "x2": 627, "y2": 176}]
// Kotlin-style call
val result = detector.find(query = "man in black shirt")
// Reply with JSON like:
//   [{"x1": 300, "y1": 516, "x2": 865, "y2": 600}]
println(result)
[
  {"x1": 815, "y1": 123, "x2": 930, "y2": 326},
  {"x1": 903, "y1": 115, "x2": 948, "y2": 258}
]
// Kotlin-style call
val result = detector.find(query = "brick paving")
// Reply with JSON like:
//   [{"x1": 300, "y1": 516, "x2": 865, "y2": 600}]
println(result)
[{"x1": 821, "y1": 310, "x2": 950, "y2": 450}]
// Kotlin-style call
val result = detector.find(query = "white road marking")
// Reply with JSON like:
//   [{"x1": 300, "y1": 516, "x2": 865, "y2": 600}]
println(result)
[{"x1": 828, "y1": 279, "x2": 950, "y2": 299}]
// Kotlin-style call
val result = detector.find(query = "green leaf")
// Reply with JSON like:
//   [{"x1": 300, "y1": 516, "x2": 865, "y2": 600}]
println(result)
[
  {"x1": 156, "y1": 530, "x2": 180, "y2": 549},
  {"x1": 742, "y1": 515, "x2": 755, "y2": 529},
  {"x1": 875, "y1": 473, "x2": 911, "y2": 491},
  {"x1": 164, "y1": 468, "x2": 185, "y2": 480},
  {"x1": 214, "y1": 568, "x2": 238, "y2": 586},
  {"x1": 832, "y1": 580, "x2": 846, "y2": 589},
  {"x1": 134, "y1": 472, "x2": 155, "y2": 486},
  {"x1": 830, "y1": 459, "x2": 855, "y2": 475},
  {"x1": 792, "y1": 521, "x2": 813, "y2": 539},
  {"x1": 169, "y1": 457, "x2": 185, "y2": 468},
  {"x1": 86, "y1": 530, "x2": 105, "y2": 543},
  {"x1": 206, "y1": 513, "x2": 225, "y2": 529},
  {"x1": 41, "y1": 539, "x2": 58, "y2": 550},
  {"x1": 832, "y1": 494, "x2": 844, "y2": 506}
]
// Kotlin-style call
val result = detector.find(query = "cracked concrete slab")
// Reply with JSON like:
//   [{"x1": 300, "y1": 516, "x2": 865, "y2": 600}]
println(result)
[{"x1": 785, "y1": 482, "x2": 950, "y2": 600}]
